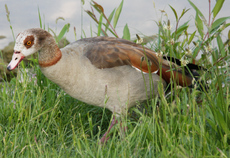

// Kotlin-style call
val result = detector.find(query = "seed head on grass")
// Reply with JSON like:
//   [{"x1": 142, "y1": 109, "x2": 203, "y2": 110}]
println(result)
[
  {"x1": 163, "y1": 24, "x2": 172, "y2": 31},
  {"x1": 169, "y1": 39, "x2": 175, "y2": 45},
  {"x1": 205, "y1": 44, "x2": 213, "y2": 53},
  {"x1": 136, "y1": 34, "x2": 143, "y2": 44},
  {"x1": 180, "y1": 57, "x2": 189, "y2": 66},
  {"x1": 5, "y1": 4, "x2": 10, "y2": 22},
  {"x1": 156, "y1": 51, "x2": 163, "y2": 57},
  {"x1": 219, "y1": 24, "x2": 225, "y2": 31},
  {"x1": 185, "y1": 48, "x2": 192, "y2": 56}
]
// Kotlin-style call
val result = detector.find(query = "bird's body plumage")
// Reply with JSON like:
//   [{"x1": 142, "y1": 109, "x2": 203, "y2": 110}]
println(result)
[
  {"x1": 40, "y1": 36, "x2": 164, "y2": 115},
  {"x1": 7, "y1": 28, "x2": 203, "y2": 143}
]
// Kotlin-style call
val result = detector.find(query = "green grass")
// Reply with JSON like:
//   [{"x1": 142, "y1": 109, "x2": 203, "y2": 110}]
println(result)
[
  {"x1": 0, "y1": 66, "x2": 229, "y2": 157},
  {"x1": 1, "y1": 0, "x2": 230, "y2": 157}
]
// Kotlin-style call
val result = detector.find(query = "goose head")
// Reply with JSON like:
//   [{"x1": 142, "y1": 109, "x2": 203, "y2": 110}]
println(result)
[{"x1": 7, "y1": 28, "x2": 52, "y2": 71}]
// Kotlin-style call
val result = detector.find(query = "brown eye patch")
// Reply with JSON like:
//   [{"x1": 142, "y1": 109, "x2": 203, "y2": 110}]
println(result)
[{"x1": 24, "y1": 35, "x2": 34, "y2": 49}]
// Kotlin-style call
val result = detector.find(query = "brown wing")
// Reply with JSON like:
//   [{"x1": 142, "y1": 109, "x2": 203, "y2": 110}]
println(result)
[
  {"x1": 80, "y1": 36, "x2": 203, "y2": 87},
  {"x1": 82, "y1": 36, "x2": 160, "y2": 73}
]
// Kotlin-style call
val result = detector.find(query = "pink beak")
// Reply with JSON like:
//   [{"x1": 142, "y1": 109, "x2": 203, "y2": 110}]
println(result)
[{"x1": 7, "y1": 52, "x2": 25, "y2": 71}]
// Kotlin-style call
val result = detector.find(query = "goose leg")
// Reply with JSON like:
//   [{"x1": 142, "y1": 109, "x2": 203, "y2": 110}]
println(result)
[{"x1": 100, "y1": 115, "x2": 118, "y2": 144}]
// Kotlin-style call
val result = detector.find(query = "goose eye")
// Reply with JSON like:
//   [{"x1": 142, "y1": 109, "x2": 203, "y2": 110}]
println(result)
[
  {"x1": 24, "y1": 35, "x2": 34, "y2": 48},
  {"x1": 26, "y1": 41, "x2": 32, "y2": 45}
]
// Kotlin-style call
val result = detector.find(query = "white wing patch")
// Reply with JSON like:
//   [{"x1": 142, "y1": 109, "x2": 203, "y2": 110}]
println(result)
[{"x1": 132, "y1": 66, "x2": 159, "y2": 74}]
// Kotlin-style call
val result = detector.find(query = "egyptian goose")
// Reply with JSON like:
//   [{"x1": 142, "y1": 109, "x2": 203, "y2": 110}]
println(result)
[{"x1": 7, "y1": 28, "x2": 202, "y2": 143}]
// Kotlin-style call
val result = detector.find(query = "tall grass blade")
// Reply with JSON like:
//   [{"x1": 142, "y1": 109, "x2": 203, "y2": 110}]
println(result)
[
  {"x1": 179, "y1": 8, "x2": 190, "y2": 20},
  {"x1": 212, "y1": 0, "x2": 225, "y2": 18},
  {"x1": 92, "y1": 1, "x2": 104, "y2": 14},
  {"x1": 122, "y1": 24, "x2": 130, "y2": 40},
  {"x1": 216, "y1": 35, "x2": 226, "y2": 56},
  {"x1": 55, "y1": 17, "x2": 65, "y2": 24},
  {"x1": 5, "y1": 4, "x2": 15, "y2": 41},
  {"x1": 105, "y1": 9, "x2": 115, "y2": 33},
  {"x1": 38, "y1": 7, "x2": 42, "y2": 29},
  {"x1": 169, "y1": 5, "x2": 178, "y2": 21},
  {"x1": 210, "y1": 16, "x2": 230, "y2": 34},
  {"x1": 113, "y1": 0, "x2": 124, "y2": 29},
  {"x1": 85, "y1": 10, "x2": 98, "y2": 24},
  {"x1": 195, "y1": 12, "x2": 204, "y2": 38},
  {"x1": 57, "y1": 23, "x2": 70, "y2": 42},
  {"x1": 172, "y1": 21, "x2": 189, "y2": 39},
  {"x1": 102, "y1": 24, "x2": 118, "y2": 37},
  {"x1": 187, "y1": 0, "x2": 205, "y2": 20},
  {"x1": 228, "y1": 30, "x2": 230, "y2": 40},
  {"x1": 188, "y1": 31, "x2": 196, "y2": 44},
  {"x1": 97, "y1": 13, "x2": 103, "y2": 36}
]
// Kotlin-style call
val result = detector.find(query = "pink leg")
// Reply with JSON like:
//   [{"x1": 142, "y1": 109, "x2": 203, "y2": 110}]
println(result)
[{"x1": 100, "y1": 116, "x2": 118, "y2": 144}]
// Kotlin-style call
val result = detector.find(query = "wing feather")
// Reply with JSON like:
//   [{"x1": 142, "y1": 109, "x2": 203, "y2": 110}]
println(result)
[
  {"x1": 82, "y1": 36, "x2": 159, "y2": 73},
  {"x1": 79, "y1": 36, "x2": 204, "y2": 87}
]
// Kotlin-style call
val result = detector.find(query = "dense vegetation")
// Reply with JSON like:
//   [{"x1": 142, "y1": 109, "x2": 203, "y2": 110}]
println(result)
[{"x1": 0, "y1": 0, "x2": 229, "y2": 157}]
